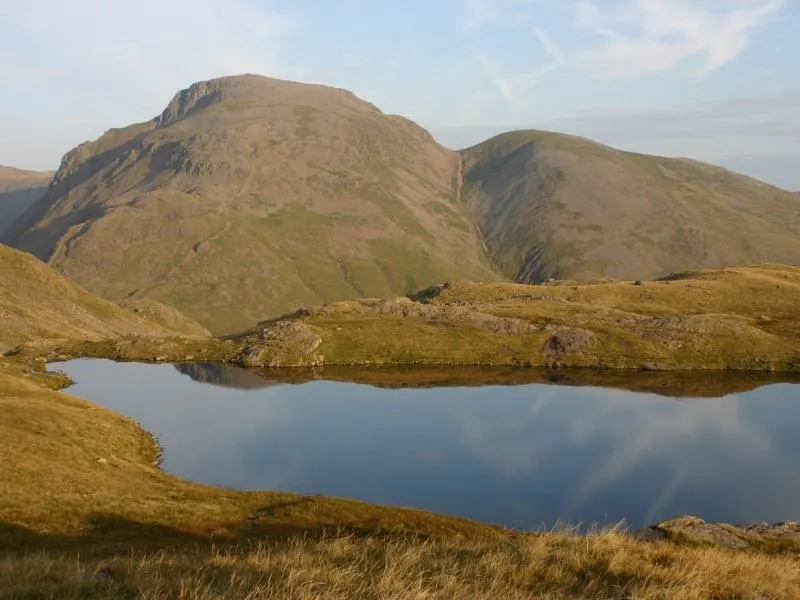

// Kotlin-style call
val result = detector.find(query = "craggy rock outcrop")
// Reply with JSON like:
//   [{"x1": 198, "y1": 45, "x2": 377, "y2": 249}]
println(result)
[
  {"x1": 300, "y1": 296, "x2": 539, "y2": 335},
  {"x1": 635, "y1": 516, "x2": 800, "y2": 551},
  {"x1": 372, "y1": 297, "x2": 537, "y2": 334},
  {"x1": 621, "y1": 315, "x2": 743, "y2": 337},
  {"x1": 542, "y1": 327, "x2": 598, "y2": 358},
  {"x1": 236, "y1": 321, "x2": 323, "y2": 368}
]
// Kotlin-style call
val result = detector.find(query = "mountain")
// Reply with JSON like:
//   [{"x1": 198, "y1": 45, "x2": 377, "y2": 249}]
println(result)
[
  {"x1": 173, "y1": 362, "x2": 280, "y2": 389},
  {"x1": 0, "y1": 243, "x2": 208, "y2": 352},
  {"x1": 2, "y1": 75, "x2": 497, "y2": 334},
  {"x1": 5, "y1": 77, "x2": 799, "y2": 333},
  {"x1": 460, "y1": 131, "x2": 800, "y2": 282},
  {"x1": 0, "y1": 166, "x2": 52, "y2": 237}
]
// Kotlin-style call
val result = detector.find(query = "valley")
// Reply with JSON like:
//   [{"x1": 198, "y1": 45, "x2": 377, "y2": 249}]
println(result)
[{"x1": 1, "y1": 73, "x2": 800, "y2": 599}]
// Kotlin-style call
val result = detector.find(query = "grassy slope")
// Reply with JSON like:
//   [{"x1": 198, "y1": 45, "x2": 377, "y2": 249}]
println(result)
[
  {"x1": 0, "y1": 362, "x2": 499, "y2": 541},
  {"x1": 0, "y1": 243, "x2": 208, "y2": 352},
  {"x1": 231, "y1": 264, "x2": 800, "y2": 372},
  {"x1": 4, "y1": 528, "x2": 800, "y2": 599},
  {"x1": 1, "y1": 257, "x2": 798, "y2": 596},
  {"x1": 461, "y1": 130, "x2": 800, "y2": 283},
  {"x1": 1, "y1": 352, "x2": 799, "y2": 598},
  {"x1": 3, "y1": 76, "x2": 498, "y2": 335}
]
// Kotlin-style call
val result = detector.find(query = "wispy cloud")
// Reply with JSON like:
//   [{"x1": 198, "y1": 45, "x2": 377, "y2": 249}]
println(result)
[
  {"x1": 463, "y1": 0, "x2": 565, "y2": 105},
  {"x1": 475, "y1": 52, "x2": 557, "y2": 104},
  {"x1": 0, "y1": 0, "x2": 295, "y2": 106},
  {"x1": 475, "y1": 53, "x2": 518, "y2": 102},
  {"x1": 571, "y1": 0, "x2": 786, "y2": 78},
  {"x1": 0, "y1": 0, "x2": 295, "y2": 167},
  {"x1": 546, "y1": 88, "x2": 800, "y2": 150},
  {"x1": 533, "y1": 26, "x2": 567, "y2": 66}
]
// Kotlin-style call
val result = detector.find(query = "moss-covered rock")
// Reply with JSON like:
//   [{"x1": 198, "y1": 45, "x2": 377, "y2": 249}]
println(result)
[{"x1": 236, "y1": 321, "x2": 324, "y2": 368}]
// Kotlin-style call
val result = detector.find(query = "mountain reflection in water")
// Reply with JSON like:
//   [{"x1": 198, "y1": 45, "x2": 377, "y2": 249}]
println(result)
[
  {"x1": 173, "y1": 362, "x2": 282, "y2": 390},
  {"x1": 55, "y1": 359, "x2": 800, "y2": 530},
  {"x1": 172, "y1": 361, "x2": 799, "y2": 398}
]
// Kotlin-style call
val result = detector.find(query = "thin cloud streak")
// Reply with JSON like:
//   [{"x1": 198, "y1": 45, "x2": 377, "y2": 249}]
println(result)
[
  {"x1": 534, "y1": 26, "x2": 566, "y2": 65},
  {"x1": 0, "y1": 0, "x2": 295, "y2": 168},
  {"x1": 475, "y1": 53, "x2": 518, "y2": 102},
  {"x1": 475, "y1": 52, "x2": 558, "y2": 105},
  {"x1": 571, "y1": 0, "x2": 786, "y2": 78}
]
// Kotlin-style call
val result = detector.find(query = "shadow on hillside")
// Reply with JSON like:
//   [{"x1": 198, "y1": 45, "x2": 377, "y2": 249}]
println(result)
[
  {"x1": 0, "y1": 508, "x2": 431, "y2": 557},
  {"x1": 0, "y1": 186, "x2": 49, "y2": 237},
  {"x1": 0, "y1": 515, "x2": 370, "y2": 597}
]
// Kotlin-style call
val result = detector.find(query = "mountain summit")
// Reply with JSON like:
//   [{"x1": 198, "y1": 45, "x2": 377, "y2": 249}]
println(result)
[
  {"x1": 3, "y1": 75, "x2": 497, "y2": 333},
  {"x1": 4, "y1": 76, "x2": 799, "y2": 333},
  {"x1": 461, "y1": 131, "x2": 800, "y2": 282}
]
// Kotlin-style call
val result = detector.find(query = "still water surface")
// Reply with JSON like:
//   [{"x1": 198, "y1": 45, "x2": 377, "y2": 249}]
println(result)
[{"x1": 53, "y1": 359, "x2": 800, "y2": 530}]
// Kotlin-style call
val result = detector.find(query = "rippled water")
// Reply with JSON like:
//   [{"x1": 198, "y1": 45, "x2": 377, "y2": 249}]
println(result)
[{"x1": 52, "y1": 359, "x2": 800, "y2": 530}]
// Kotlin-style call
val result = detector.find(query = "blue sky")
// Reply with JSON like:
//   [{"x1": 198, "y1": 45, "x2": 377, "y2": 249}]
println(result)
[{"x1": 1, "y1": 0, "x2": 798, "y2": 189}]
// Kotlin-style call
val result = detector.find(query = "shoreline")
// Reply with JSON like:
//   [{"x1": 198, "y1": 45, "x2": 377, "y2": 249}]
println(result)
[
  {"x1": 39, "y1": 355, "x2": 800, "y2": 544},
  {"x1": 3, "y1": 348, "x2": 800, "y2": 597}
]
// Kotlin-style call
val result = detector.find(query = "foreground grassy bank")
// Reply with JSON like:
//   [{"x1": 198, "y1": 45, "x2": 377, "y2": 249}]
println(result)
[
  {"x1": 3, "y1": 348, "x2": 800, "y2": 597},
  {"x1": 4, "y1": 527, "x2": 800, "y2": 599},
  {"x1": 0, "y1": 361, "x2": 489, "y2": 543}
]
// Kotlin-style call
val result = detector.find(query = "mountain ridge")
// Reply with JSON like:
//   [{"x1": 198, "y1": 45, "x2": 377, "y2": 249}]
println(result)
[
  {"x1": 3, "y1": 75, "x2": 498, "y2": 334},
  {"x1": 461, "y1": 130, "x2": 800, "y2": 282},
  {"x1": 3, "y1": 75, "x2": 799, "y2": 332}
]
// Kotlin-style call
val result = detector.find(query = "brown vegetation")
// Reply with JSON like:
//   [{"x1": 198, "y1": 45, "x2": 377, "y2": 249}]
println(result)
[
  {"x1": 0, "y1": 243, "x2": 207, "y2": 353},
  {"x1": 2, "y1": 359, "x2": 800, "y2": 599},
  {"x1": 231, "y1": 264, "x2": 800, "y2": 372},
  {"x1": 4, "y1": 527, "x2": 800, "y2": 599}
]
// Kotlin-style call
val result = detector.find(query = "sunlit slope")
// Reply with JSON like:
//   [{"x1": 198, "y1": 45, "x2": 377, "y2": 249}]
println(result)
[
  {"x1": 460, "y1": 130, "x2": 800, "y2": 282},
  {"x1": 0, "y1": 243, "x2": 208, "y2": 350},
  {"x1": 3, "y1": 75, "x2": 498, "y2": 334},
  {"x1": 229, "y1": 264, "x2": 800, "y2": 372}
]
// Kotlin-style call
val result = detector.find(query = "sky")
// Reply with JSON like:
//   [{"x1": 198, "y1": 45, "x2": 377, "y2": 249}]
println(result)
[{"x1": 1, "y1": 0, "x2": 798, "y2": 189}]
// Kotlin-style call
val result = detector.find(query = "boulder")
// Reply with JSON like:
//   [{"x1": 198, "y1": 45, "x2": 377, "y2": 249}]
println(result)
[
  {"x1": 635, "y1": 516, "x2": 800, "y2": 551},
  {"x1": 236, "y1": 321, "x2": 323, "y2": 368},
  {"x1": 542, "y1": 327, "x2": 598, "y2": 358}
]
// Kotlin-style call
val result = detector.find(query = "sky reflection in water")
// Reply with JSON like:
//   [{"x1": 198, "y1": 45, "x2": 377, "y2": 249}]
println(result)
[{"x1": 54, "y1": 359, "x2": 800, "y2": 530}]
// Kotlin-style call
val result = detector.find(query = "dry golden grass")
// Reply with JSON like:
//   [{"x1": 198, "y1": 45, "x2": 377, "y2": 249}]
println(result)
[
  {"x1": 294, "y1": 264, "x2": 800, "y2": 372},
  {"x1": 0, "y1": 243, "x2": 209, "y2": 351},
  {"x1": 40, "y1": 265, "x2": 800, "y2": 374},
  {"x1": 0, "y1": 361, "x2": 496, "y2": 542},
  {"x1": 2, "y1": 263, "x2": 800, "y2": 597},
  {"x1": 2, "y1": 305, "x2": 800, "y2": 598},
  {"x1": 3, "y1": 529, "x2": 800, "y2": 599}
]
